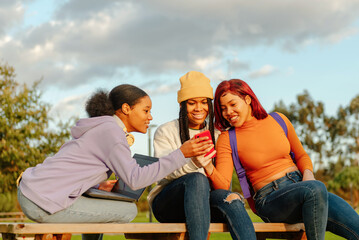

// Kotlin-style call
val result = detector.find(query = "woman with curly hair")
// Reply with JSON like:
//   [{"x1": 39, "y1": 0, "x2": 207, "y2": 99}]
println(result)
[{"x1": 17, "y1": 84, "x2": 214, "y2": 240}]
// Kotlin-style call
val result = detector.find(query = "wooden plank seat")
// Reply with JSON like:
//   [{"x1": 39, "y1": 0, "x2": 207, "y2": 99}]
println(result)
[{"x1": 0, "y1": 222, "x2": 306, "y2": 240}]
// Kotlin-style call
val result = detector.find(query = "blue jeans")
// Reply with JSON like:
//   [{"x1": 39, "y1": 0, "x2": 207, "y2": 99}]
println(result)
[
  {"x1": 210, "y1": 189, "x2": 256, "y2": 239},
  {"x1": 18, "y1": 188, "x2": 137, "y2": 240},
  {"x1": 327, "y1": 192, "x2": 359, "y2": 240},
  {"x1": 254, "y1": 171, "x2": 359, "y2": 240},
  {"x1": 151, "y1": 173, "x2": 256, "y2": 240}
]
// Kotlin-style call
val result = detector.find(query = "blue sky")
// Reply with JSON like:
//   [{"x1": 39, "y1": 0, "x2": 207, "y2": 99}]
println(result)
[{"x1": 1, "y1": 0, "x2": 359, "y2": 155}]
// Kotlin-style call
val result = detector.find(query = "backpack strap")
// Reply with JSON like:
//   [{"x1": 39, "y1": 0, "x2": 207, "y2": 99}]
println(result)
[
  {"x1": 228, "y1": 128, "x2": 252, "y2": 198},
  {"x1": 269, "y1": 112, "x2": 288, "y2": 136},
  {"x1": 229, "y1": 127, "x2": 257, "y2": 213},
  {"x1": 269, "y1": 112, "x2": 296, "y2": 162}
]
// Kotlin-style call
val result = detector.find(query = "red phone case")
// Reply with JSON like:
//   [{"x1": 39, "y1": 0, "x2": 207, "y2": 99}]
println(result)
[{"x1": 194, "y1": 130, "x2": 216, "y2": 158}]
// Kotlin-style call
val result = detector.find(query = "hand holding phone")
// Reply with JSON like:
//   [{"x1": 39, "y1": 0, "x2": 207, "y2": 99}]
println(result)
[{"x1": 194, "y1": 130, "x2": 216, "y2": 158}]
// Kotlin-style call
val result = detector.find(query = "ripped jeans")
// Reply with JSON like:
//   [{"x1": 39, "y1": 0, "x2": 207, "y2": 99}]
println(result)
[
  {"x1": 152, "y1": 173, "x2": 255, "y2": 240},
  {"x1": 210, "y1": 189, "x2": 256, "y2": 240},
  {"x1": 254, "y1": 170, "x2": 359, "y2": 240}
]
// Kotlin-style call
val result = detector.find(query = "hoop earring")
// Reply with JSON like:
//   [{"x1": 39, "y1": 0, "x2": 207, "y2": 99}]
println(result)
[{"x1": 123, "y1": 127, "x2": 135, "y2": 146}]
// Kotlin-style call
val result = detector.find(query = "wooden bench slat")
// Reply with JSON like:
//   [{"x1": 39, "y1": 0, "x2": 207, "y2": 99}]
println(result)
[
  {"x1": 250, "y1": 222, "x2": 305, "y2": 232},
  {"x1": 2, "y1": 223, "x2": 188, "y2": 234},
  {"x1": 0, "y1": 222, "x2": 304, "y2": 234},
  {"x1": 0, "y1": 222, "x2": 307, "y2": 240}
]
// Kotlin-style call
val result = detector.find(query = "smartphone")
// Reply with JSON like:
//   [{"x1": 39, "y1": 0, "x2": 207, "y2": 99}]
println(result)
[{"x1": 194, "y1": 130, "x2": 216, "y2": 158}]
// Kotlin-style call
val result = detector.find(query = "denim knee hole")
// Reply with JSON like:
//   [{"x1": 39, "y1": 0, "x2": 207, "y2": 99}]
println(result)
[{"x1": 224, "y1": 193, "x2": 244, "y2": 204}]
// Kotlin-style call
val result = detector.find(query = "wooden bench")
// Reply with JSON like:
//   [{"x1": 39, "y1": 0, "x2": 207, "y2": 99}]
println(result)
[
  {"x1": 0, "y1": 222, "x2": 306, "y2": 240},
  {"x1": 0, "y1": 212, "x2": 27, "y2": 222}
]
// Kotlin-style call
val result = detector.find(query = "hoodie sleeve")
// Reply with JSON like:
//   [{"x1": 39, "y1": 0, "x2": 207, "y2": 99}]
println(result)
[{"x1": 105, "y1": 130, "x2": 189, "y2": 190}]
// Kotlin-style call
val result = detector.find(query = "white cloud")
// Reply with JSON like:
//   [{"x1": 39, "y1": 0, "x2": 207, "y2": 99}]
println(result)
[
  {"x1": 147, "y1": 83, "x2": 179, "y2": 95},
  {"x1": 49, "y1": 93, "x2": 88, "y2": 120},
  {"x1": 0, "y1": 36, "x2": 12, "y2": 47},
  {"x1": 1, "y1": 0, "x2": 359, "y2": 91},
  {"x1": 0, "y1": 1, "x2": 24, "y2": 36},
  {"x1": 226, "y1": 58, "x2": 250, "y2": 77},
  {"x1": 249, "y1": 65, "x2": 277, "y2": 79},
  {"x1": 194, "y1": 56, "x2": 218, "y2": 70},
  {"x1": 324, "y1": 27, "x2": 359, "y2": 44}
]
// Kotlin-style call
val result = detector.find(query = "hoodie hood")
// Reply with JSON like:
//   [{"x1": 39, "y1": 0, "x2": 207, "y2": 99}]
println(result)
[{"x1": 71, "y1": 116, "x2": 115, "y2": 139}]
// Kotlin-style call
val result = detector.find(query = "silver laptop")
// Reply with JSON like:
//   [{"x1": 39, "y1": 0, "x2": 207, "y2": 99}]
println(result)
[{"x1": 83, "y1": 153, "x2": 159, "y2": 202}]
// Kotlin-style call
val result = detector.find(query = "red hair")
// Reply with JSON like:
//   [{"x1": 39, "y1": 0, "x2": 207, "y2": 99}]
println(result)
[{"x1": 214, "y1": 79, "x2": 268, "y2": 131}]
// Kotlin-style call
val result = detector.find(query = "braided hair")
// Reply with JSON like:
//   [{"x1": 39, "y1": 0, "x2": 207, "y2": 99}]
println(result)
[{"x1": 178, "y1": 98, "x2": 215, "y2": 145}]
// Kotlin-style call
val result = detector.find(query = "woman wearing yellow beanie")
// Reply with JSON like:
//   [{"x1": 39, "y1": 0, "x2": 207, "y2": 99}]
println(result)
[{"x1": 147, "y1": 71, "x2": 256, "y2": 240}]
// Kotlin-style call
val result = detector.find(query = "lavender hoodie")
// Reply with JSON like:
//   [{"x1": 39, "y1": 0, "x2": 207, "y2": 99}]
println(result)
[{"x1": 19, "y1": 116, "x2": 188, "y2": 214}]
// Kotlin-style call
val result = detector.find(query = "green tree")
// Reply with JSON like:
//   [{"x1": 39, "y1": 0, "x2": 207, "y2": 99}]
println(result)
[
  {"x1": 345, "y1": 95, "x2": 359, "y2": 165},
  {"x1": 328, "y1": 167, "x2": 359, "y2": 207},
  {"x1": 273, "y1": 91, "x2": 359, "y2": 182},
  {"x1": 272, "y1": 90, "x2": 328, "y2": 170},
  {"x1": 323, "y1": 95, "x2": 359, "y2": 175},
  {"x1": 0, "y1": 63, "x2": 72, "y2": 195}
]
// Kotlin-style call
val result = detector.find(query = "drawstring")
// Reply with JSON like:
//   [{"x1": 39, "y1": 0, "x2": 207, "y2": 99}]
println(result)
[{"x1": 16, "y1": 172, "x2": 23, "y2": 187}]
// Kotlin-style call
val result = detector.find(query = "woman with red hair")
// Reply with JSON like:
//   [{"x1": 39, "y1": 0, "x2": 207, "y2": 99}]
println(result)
[{"x1": 210, "y1": 79, "x2": 359, "y2": 240}]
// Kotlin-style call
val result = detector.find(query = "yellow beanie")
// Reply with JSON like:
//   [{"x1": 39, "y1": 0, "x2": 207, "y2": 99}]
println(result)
[{"x1": 177, "y1": 71, "x2": 213, "y2": 103}]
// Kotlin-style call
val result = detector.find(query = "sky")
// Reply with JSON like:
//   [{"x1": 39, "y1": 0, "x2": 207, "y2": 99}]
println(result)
[{"x1": 1, "y1": 0, "x2": 359, "y2": 155}]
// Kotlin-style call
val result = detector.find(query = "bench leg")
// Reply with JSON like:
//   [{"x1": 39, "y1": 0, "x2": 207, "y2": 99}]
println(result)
[
  {"x1": 35, "y1": 234, "x2": 52, "y2": 240},
  {"x1": 34, "y1": 234, "x2": 72, "y2": 240},
  {"x1": 2, "y1": 233, "x2": 17, "y2": 240},
  {"x1": 2, "y1": 233, "x2": 37, "y2": 240},
  {"x1": 55, "y1": 234, "x2": 72, "y2": 240}
]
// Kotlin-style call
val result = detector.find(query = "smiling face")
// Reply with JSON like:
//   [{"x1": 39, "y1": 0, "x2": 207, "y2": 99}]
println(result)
[
  {"x1": 186, "y1": 97, "x2": 209, "y2": 129},
  {"x1": 125, "y1": 95, "x2": 153, "y2": 133},
  {"x1": 219, "y1": 92, "x2": 253, "y2": 128}
]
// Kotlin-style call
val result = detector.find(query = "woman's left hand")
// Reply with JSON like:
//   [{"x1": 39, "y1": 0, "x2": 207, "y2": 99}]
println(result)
[
  {"x1": 302, "y1": 169, "x2": 316, "y2": 181},
  {"x1": 98, "y1": 180, "x2": 117, "y2": 192},
  {"x1": 191, "y1": 150, "x2": 216, "y2": 169}
]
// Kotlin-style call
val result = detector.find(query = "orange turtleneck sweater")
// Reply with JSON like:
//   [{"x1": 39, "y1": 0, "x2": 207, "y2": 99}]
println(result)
[{"x1": 207, "y1": 112, "x2": 313, "y2": 190}]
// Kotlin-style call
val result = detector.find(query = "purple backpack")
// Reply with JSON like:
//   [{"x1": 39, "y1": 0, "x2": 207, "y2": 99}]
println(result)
[{"x1": 228, "y1": 112, "x2": 295, "y2": 212}]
